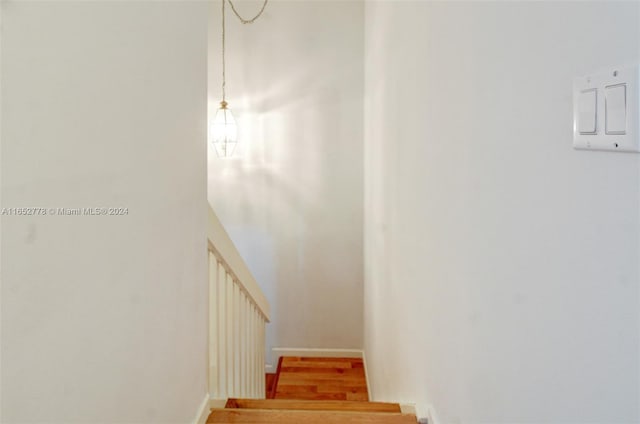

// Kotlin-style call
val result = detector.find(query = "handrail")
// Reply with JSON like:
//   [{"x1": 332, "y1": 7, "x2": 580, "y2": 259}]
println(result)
[{"x1": 207, "y1": 206, "x2": 270, "y2": 322}]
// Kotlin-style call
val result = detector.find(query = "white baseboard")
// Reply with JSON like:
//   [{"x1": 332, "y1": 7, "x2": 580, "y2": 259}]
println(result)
[
  {"x1": 413, "y1": 403, "x2": 439, "y2": 424},
  {"x1": 270, "y1": 347, "x2": 364, "y2": 369},
  {"x1": 209, "y1": 398, "x2": 227, "y2": 409},
  {"x1": 400, "y1": 403, "x2": 417, "y2": 415},
  {"x1": 398, "y1": 402, "x2": 438, "y2": 424},
  {"x1": 427, "y1": 404, "x2": 441, "y2": 424},
  {"x1": 362, "y1": 350, "x2": 372, "y2": 400},
  {"x1": 193, "y1": 394, "x2": 210, "y2": 424}
]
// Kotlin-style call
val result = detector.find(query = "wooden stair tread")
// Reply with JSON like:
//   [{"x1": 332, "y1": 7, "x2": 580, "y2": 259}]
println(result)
[
  {"x1": 225, "y1": 398, "x2": 402, "y2": 413},
  {"x1": 207, "y1": 408, "x2": 416, "y2": 423}
]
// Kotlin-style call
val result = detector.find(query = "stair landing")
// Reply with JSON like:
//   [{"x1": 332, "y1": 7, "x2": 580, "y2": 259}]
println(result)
[{"x1": 274, "y1": 356, "x2": 368, "y2": 401}]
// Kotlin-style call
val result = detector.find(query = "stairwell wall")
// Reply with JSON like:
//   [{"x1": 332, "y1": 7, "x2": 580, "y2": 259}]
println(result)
[
  {"x1": 363, "y1": 1, "x2": 640, "y2": 423},
  {"x1": 1, "y1": 2, "x2": 209, "y2": 422}
]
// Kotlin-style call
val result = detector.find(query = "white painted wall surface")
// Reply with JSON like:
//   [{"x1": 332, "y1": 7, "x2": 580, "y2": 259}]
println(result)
[
  {"x1": 207, "y1": 1, "x2": 364, "y2": 365},
  {"x1": 1, "y1": 2, "x2": 208, "y2": 422},
  {"x1": 364, "y1": 1, "x2": 640, "y2": 423}
]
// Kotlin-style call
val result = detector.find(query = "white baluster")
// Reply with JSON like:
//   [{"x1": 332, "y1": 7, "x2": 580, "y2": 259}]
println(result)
[
  {"x1": 240, "y1": 291, "x2": 246, "y2": 398},
  {"x1": 217, "y1": 260, "x2": 226, "y2": 398},
  {"x1": 226, "y1": 272, "x2": 234, "y2": 397},
  {"x1": 235, "y1": 281, "x2": 242, "y2": 397},
  {"x1": 259, "y1": 316, "x2": 265, "y2": 397},
  {"x1": 258, "y1": 308, "x2": 262, "y2": 397},
  {"x1": 208, "y1": 253, "x2": 218, "y2": 398},
  {"x1": 242, "y1": 296, "x2": 251, "y2": 397},
  {"x1": 255, "y1": 314, "x2": 259, "y2": 398},
  {"x1": 256, "y1": 306, "x2": 261, "y2": 398},
  {"x1": 249, "y1": 303, "x2": 255, "y2": 398},
  {"x1": 247, "y1": 302, "x2": 251, "y2": 398}
]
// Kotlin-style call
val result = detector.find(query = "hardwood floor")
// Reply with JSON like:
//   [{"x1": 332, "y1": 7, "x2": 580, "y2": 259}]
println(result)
[{"x1": 273, "y1": 357, "x2": 369, "y2": 401}]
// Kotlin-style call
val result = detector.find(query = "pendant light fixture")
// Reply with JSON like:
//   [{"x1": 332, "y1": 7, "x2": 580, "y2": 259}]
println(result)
[{"x1": 210, "y1": 0, "x2": 269, "y2": 158}]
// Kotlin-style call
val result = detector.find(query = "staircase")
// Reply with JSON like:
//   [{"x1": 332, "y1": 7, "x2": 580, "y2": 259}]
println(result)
[
  {"x1": 205, "y1": 357, "x2": 418, "y2": 423},
  {"x1": 206, "y1": 208, "x2": 416, "y2": 423}
]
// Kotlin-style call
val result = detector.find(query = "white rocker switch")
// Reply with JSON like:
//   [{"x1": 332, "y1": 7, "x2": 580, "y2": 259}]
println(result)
[
  {"x1": 573, "y1": 65, "x2": 638, "y2": 152},
  {"x1": 578, "y1": 88, "x2": 597, "y2": 134},
  {"x1": 605, "y1": 83, "x2": 627, "y2": 135}
]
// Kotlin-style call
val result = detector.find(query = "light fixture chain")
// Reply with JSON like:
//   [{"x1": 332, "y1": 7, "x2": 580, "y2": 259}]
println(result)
[
  {"x1": 221, "y1": 0, "x2": 226, "y2": 102},
  {"x1": 227, "y1": 0, "x2": 268, "y2": 25},
  {"x1": 221, "y1": 0, "x2": 268, "y2": 103}
]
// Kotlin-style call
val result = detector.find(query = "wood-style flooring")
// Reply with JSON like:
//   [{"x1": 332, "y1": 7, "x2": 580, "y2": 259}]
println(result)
[{"x1": 273, "y1": 357, "x2": 369, "y2": 401}]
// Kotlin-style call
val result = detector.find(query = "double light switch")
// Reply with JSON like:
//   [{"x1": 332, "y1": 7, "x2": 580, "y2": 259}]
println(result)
[{"x1": 573, "y1": 65, "x2": 638, "y2": 152}]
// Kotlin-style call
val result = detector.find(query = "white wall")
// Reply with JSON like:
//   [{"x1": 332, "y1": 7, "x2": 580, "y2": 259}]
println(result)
[
  {"x1": 207, "y1": 0, "x2": 364, "y2": 365},
  {"x1": 1, "y1": 2, "x2": 208, "y2": 422},
  {"x1": 364, "y1": 1, "x2": 640, "y2": 423}
]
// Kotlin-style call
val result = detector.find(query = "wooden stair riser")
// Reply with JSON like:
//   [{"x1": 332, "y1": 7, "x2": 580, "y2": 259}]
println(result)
[{"x1": 224, "y1": 398, "x2": 402, "y2": 413}]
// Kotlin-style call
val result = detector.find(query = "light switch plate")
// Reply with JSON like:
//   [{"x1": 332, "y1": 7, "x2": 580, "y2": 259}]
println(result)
[{"x1": 573, "y1": 65, "x2": 639, "y2": 152}]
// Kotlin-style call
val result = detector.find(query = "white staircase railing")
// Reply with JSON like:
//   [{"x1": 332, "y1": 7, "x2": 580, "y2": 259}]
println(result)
[{"x1": 207, "y1": 206, "x2": 270, "y2": 400}]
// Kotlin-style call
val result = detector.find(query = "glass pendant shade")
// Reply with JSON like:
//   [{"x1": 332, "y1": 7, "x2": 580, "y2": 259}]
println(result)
[{"x1": 210, "y1": 101, "x2": 238, "y2": 157}]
